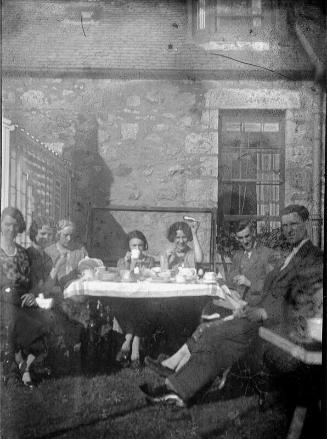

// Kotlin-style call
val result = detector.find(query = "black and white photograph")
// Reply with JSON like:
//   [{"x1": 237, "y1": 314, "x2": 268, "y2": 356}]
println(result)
[{"x1": 1, "y1": 0, "x2": 325, "y2": 437}]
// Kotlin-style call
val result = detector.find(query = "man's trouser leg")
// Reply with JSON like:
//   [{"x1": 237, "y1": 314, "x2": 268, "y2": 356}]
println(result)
[{"x1": 168, "y1": 318, "x2": 259, "y2": 401}]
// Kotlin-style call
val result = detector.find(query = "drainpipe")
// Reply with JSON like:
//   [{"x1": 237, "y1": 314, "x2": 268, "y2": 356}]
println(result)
[
  {"x1": 1, "y1": 117, "x2": 15, "y2": 209},
  {"x1": 311, "y1": 89, "x2": 324, "y2": 247},
  {"x1": 293, "y1": 11, "x2": 325, "y2": 247}
]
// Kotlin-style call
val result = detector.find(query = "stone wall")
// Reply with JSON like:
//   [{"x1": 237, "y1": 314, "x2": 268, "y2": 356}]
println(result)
[{"x1": 2, "y1": 77, "x2": 324, "y2": 251}]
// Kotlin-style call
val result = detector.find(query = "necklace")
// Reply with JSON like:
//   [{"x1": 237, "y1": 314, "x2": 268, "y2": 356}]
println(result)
[{"x1": 1, "y1": 243, "x2": 17, "y2": 257}]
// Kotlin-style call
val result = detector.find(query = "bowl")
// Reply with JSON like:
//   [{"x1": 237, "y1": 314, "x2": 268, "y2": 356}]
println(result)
[
  {"x1": 158, "y1": 271, "x2": 171, "y2": 279},
  {"x1": 179, "y1": 268, "x2": 196, "y2": 277},
  {"x1": 151, "y1": 267, "x2": 161, "y2": 275}
]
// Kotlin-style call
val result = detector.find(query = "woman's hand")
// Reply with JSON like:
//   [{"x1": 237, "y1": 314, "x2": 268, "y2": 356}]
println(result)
[
  {"x1": 190, "y1": 221, "x2": 200, "y2": 234},
  {"x1": 124, "y1": 251, "x2": 131, "y2": 262},
  {"x1": 166, "y1": 248, "x2": 177, "y2": 263},
  {"x1": 21, "y1": 293, "x2": 37, "y2": 308}
]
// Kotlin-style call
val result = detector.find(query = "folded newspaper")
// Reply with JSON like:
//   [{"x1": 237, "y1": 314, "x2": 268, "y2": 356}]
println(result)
[{"x1": 214, "y1": 284, "x2": 247, "y2": 311}]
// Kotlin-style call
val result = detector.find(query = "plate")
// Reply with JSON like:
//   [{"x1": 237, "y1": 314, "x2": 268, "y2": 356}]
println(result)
[{"x1": 146, "y1": 277, "x2": 172, "y2": 283}]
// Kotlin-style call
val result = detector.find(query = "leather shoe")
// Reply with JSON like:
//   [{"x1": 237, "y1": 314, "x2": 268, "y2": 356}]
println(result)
[
  {"x1": 116, "y1": 349, "x2": 130, "y2": 363},
  {"x1": 144, "y1": 356, "x2": 173, "y2": 378},
  {"x1": 139, "y1": 383, "x2": 185, "y2": 407}
]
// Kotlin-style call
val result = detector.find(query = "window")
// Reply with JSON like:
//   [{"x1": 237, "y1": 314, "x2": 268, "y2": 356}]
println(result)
[
  {"x1": 193, "y1": 0, "x2": 263, "y2": 33},
  {"x1": 218, "y1": 110, "x2": 285, "y2": 232},
  {"x1": 191, "y1": 0, "x2": 286, "y2": 45},
  {"x1": 197, "y1": 0, "x2": 206, "y2": 30}
]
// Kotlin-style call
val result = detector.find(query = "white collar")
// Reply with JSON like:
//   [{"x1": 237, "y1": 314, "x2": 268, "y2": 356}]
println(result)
[{"x1": 280, "y1": 238, "x2": 309, "y2": 271}]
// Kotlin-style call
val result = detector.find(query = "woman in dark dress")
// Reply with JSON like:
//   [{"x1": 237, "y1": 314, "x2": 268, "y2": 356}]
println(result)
[
  {"x1": 26, "y1": 217, "x2": 84, "y2": 353},
  {"x1": 0, "y1": 207, "x2": 49, "y2": 387},
  {"x1": 116, "y1": 230, "x2": 155, "y2": 368}
]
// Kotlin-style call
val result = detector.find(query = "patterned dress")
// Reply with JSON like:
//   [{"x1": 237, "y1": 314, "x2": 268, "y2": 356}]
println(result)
[
  {"x1": 161, "y1": 245, "x2": 195, "y2": 271},
  {"x1": 45, "y1": 243, "x2": 88, "y2": 290},
  {"x1": 0, "y1": 244, "x2": 49, "y2": 353}
]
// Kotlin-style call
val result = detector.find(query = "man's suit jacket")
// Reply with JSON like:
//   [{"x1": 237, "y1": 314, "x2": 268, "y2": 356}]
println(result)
[
  {"x1": 227, "y1": 245, "x2": 278, "y2": 306},
  {"x1": 259, "y1": 240, "x2": 323, "y2": 328}
]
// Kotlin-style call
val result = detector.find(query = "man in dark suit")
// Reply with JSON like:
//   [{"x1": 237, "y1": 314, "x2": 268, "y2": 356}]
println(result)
[
  {"x1": 140, "y1": 205, "x2": 323, "y2": 407},
  {"x1": 201, "y1": 219, "x2": 278, "y2": 321},
  {"x1": 226, "y1": 220, "x2": 279, "y2": 305}
]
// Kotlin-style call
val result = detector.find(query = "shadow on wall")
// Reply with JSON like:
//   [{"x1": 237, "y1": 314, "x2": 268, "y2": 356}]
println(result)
[
  {"x1": 68, "y1": 114, "x2": 122, "y2": 251},
  {"x1": 88, "y1": 211, "x2": 128, "y2": 266}
]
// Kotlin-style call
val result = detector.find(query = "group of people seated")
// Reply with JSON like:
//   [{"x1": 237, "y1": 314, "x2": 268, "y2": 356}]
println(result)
[
  {"x1": 139, "y1": 204, "x2": 323, "y2": 407},
  {"x1": 0, "y1": 207, "x2": 204, "y2": 386},
  {"x1": 0, "y1": 204, "x2": 323, "y2": 407},
  {"x1": 0, "y1": 207, "x2": 88, "y2": 387},
  {"x1": 115, "y1": 220, "x2": 203, "y2": 367}
]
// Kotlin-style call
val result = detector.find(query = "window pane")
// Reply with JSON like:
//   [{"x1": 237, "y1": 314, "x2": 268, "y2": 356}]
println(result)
[{"x1": 220, "y1": 183, "x2": 257, "y2": 216}]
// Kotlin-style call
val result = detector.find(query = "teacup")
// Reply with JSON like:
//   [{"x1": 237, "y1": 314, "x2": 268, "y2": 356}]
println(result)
[
  {"x1": 120, "y1": 269, "x2": 132, "y2": 281},
  {"x1": 131, "y1": 249, "x2": 141, "y2": 259},
  {"x1": 36, "y1": 295, "x2": 54, "y2": 309}
]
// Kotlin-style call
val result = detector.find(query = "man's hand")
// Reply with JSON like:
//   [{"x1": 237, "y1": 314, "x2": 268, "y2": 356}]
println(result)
[
  {"x1": 244, "y1": 307, "x2": 268, "y2": 322},
  {"x1": 233, "y1": 274, "x2": 251, "y2": 287},
  {"x1": 233, "y1": 306, "x2": 247, "y2": 319},
  {"x1": 21, "y1": 293, "x2": 37, "y2": 308}
]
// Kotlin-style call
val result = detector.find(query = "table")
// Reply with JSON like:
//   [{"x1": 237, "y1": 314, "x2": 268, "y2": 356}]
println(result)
[
  {"x1": 259, "y1": 326, "x2": 322, "y2": 439},
  {"x1": 64, "y1": 279, "x2": 224, "y2": 343},
  {"x1": 259, "y1": 327, "x2": 322, "y2": 365}
]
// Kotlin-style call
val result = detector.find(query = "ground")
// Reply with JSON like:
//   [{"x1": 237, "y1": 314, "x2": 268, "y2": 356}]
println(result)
[
  {"x1": 0, "y1": 329, "x2": 322, "y2": 438},
  {"x1": 1, "y1": 367, "x2": 292, "y2": 439}
]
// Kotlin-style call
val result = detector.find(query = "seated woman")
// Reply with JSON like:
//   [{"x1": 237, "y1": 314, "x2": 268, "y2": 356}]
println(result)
[
  {"x1": 0, "y1": 207, "x2": 50, "y2": 387},
  {"x1": 116, "y1": 230, "x2": 155, "y2": 367},
  {"x1": 160, "y1": 221, "x2": 203, "y2": 272},
  {"x1": 27, "y1": 217, "x2": 84, "y2": 352},
  {"x1": 45, "y1": 219, "x2": 88, "y2": 291},
  {"x1": 26, "y1": 216, "x2": 58, "y2": 297}
]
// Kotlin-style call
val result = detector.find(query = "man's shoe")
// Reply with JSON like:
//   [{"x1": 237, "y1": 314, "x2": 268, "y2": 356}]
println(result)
[
  {"x1": 139, "y1": 383, "x2": 185, "y2": 407},
  {"x1": 144, "y1": 356, "x2": 173, "y2": 378}
]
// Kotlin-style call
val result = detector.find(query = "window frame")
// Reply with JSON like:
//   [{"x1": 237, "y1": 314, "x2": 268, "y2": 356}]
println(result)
[{"x1": 218, "y1": 109, "x2": 285, "y2": 231}]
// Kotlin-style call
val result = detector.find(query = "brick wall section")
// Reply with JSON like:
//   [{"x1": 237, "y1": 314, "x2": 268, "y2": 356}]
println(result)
[
  {"x1": 2, "y1": 77, "x2": 323, "y2": 251},
  {"x1": 3, "y1": 0, "x2": 312, "y2": 75}
]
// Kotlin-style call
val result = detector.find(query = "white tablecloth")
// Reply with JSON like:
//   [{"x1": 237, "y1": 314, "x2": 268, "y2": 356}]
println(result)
[{"x1": 64, "y1": 279, "x2": 225, "y2": 299}]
